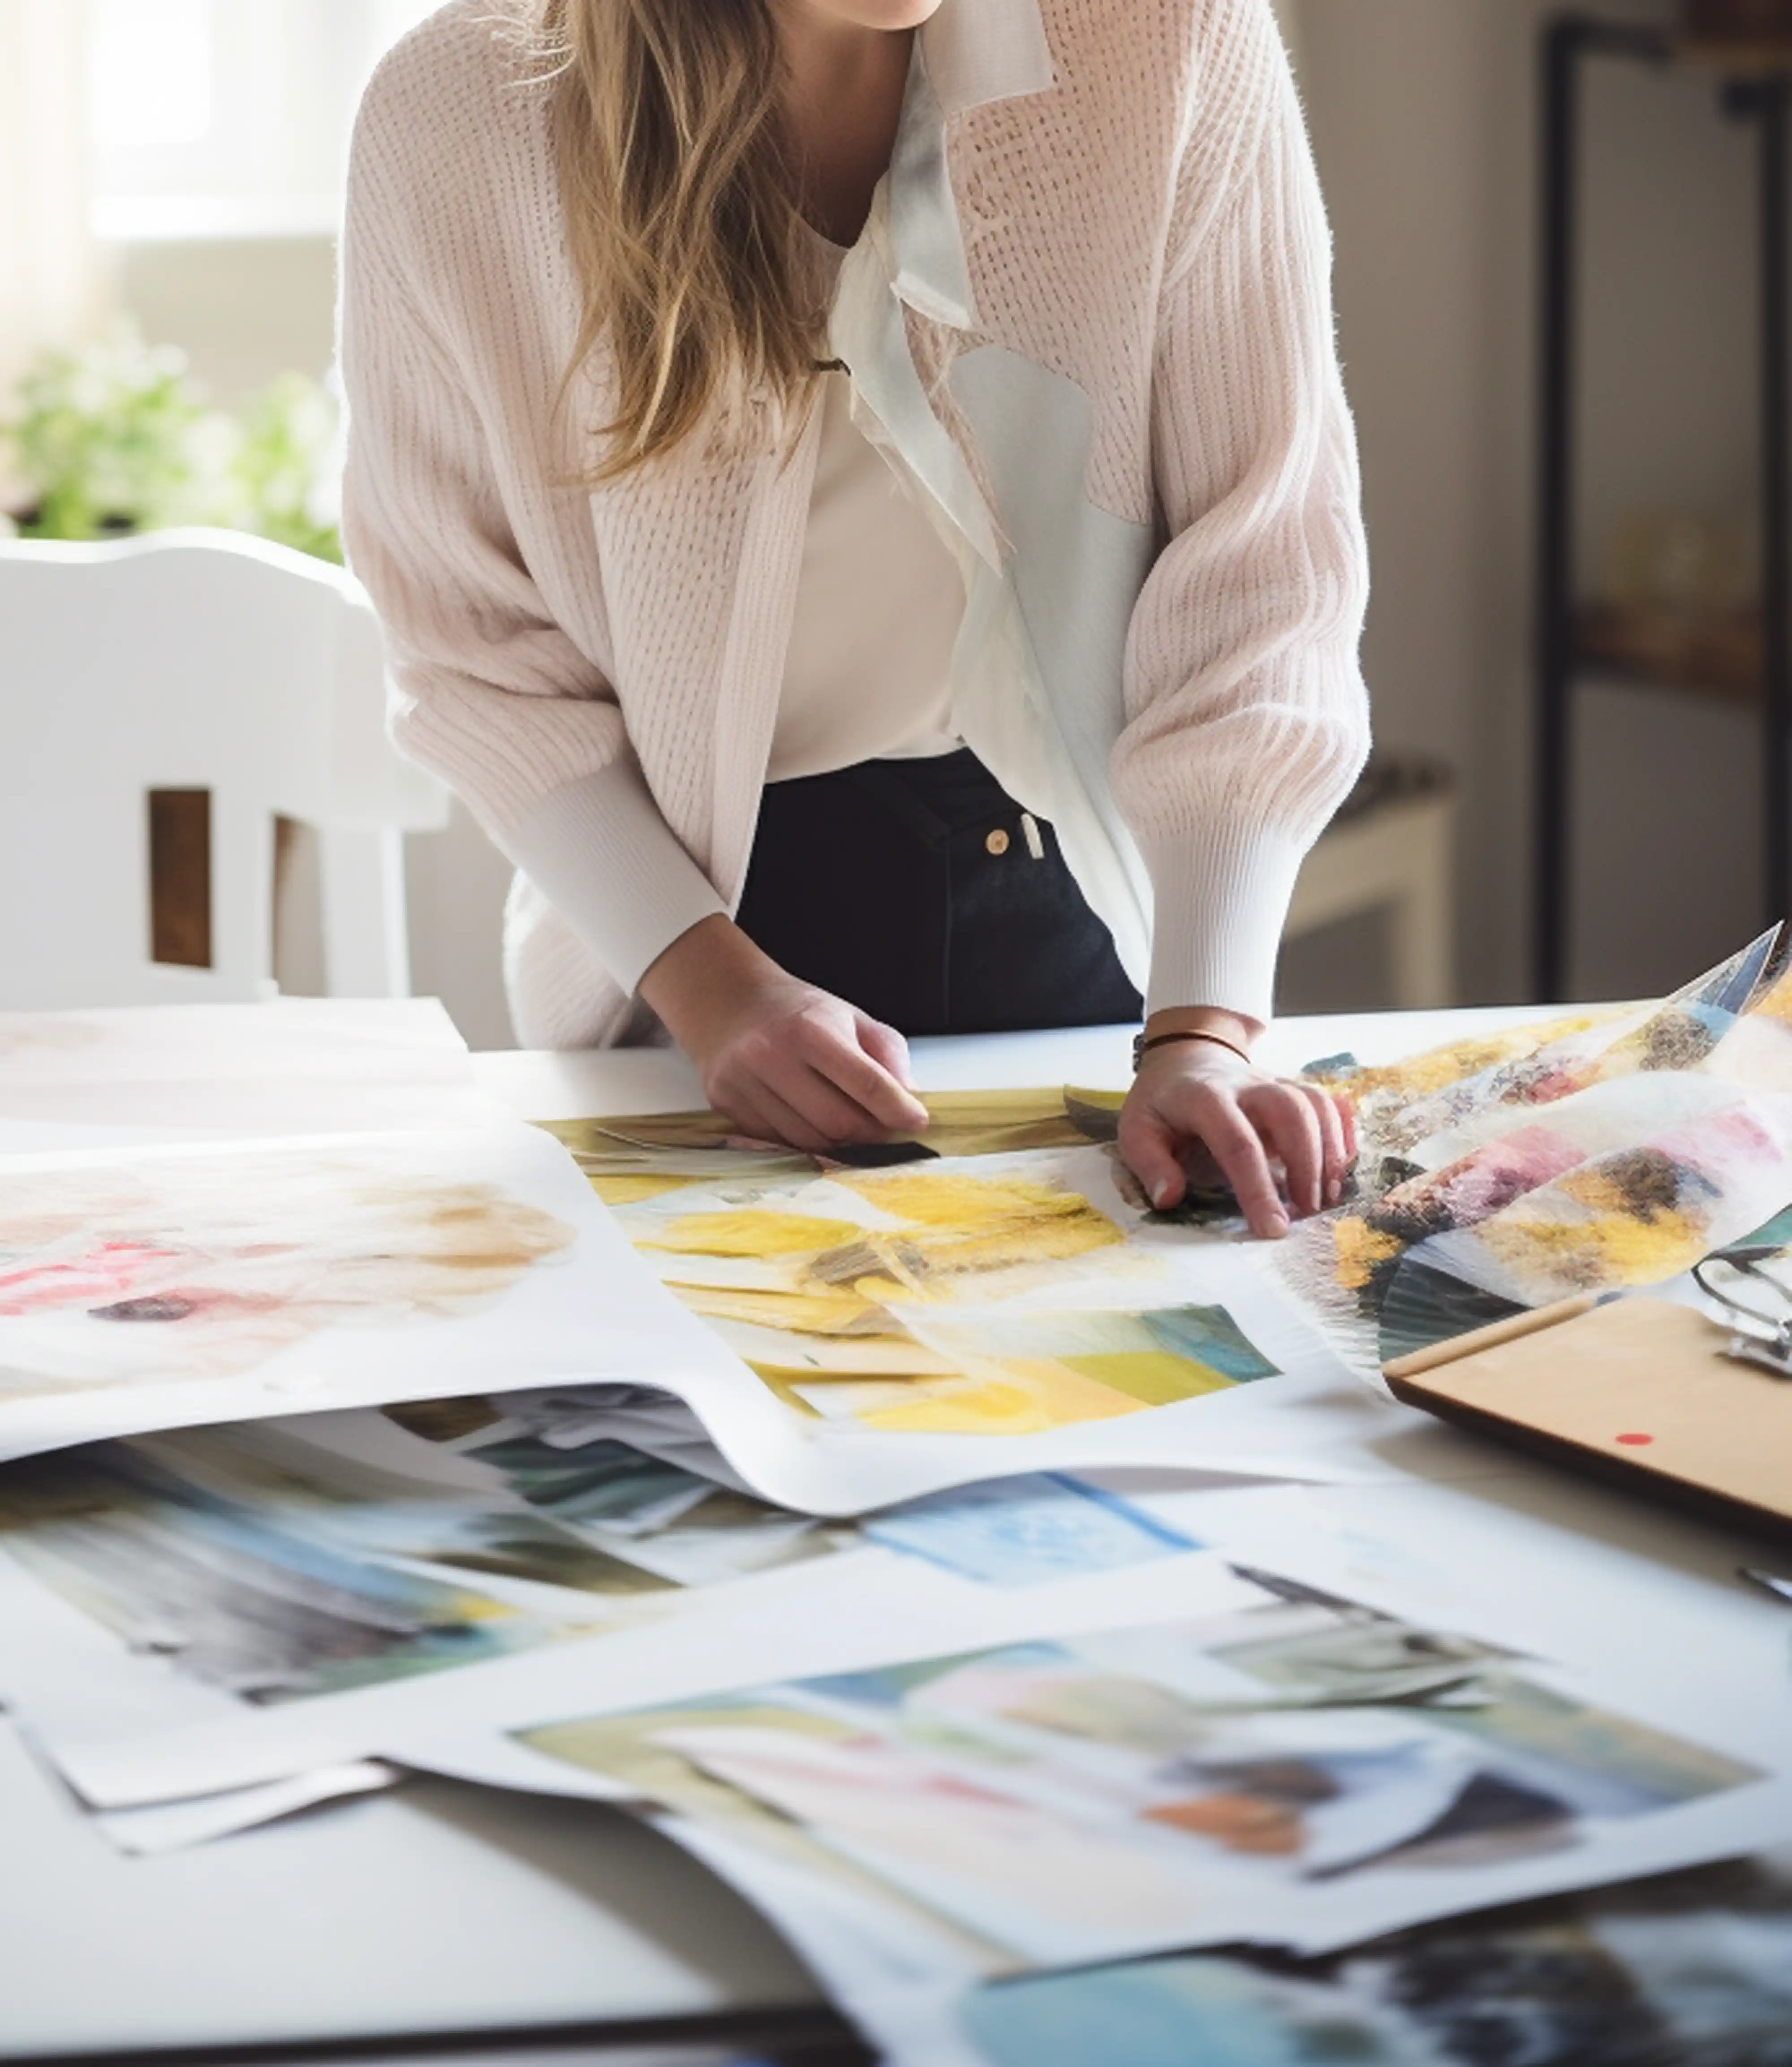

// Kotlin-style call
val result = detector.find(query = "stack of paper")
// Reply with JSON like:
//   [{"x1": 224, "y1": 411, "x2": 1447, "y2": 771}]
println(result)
[{"x1": 405, "y1": 1489, "x2": 1792, "y2": 2067}]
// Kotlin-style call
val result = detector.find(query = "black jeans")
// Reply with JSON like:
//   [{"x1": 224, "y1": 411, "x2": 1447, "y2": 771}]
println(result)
[{"x1": 734, "y1": 750, "x2": 1142, "y2": 1038}]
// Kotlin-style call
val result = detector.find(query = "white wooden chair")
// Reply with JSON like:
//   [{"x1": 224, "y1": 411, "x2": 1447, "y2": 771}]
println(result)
[
  {"x1": 1287, "y1": 757, "x2": 1459, "y2": 1009},
  {"x1": 0, "y1": 529, "x2": 446, "y2": 1009}
]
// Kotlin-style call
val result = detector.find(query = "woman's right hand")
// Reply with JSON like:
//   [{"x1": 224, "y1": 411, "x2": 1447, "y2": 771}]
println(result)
[{"x1": 638, "y1": 915, "x2": 930, "y2": 1152}]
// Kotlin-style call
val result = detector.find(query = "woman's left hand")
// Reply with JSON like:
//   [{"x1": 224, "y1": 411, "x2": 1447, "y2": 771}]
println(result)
[{"x1": 1118, "y1": 1040, "x2": 1355, "y2": 1240}]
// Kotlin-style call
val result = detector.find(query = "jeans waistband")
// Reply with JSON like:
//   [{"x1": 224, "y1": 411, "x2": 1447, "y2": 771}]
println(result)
[{"x1": 765, "y1": 749, "x2": 1026, "y2": 848}]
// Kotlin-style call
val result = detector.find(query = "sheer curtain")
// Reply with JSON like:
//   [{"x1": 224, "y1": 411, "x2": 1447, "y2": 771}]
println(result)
[
  {"x1": 0, "y1": 1, "x2": 111, "y2": 414},
  {"x1": 87, "y1": 0, "x2": 443, "y2": 240}
]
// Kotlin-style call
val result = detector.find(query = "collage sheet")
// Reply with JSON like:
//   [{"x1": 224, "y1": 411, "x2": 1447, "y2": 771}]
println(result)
[{"x1": 1, "y1": 957, "x2": 1791, "y2": 2064}]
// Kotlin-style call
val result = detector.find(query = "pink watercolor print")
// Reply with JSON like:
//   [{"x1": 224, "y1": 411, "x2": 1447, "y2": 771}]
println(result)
[{"x1": 0, "y1": 1141, "x2": 575, "y2": 1398}]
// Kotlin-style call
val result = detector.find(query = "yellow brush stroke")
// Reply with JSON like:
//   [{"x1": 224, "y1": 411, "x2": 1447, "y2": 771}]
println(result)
[
  {"x1": 674, "y1": 1284, "x2": 887, "y2": 1335},
  {"x1": 1310, "y1": 1014, "x2": 1607, "y2": 1099},
  {"x1": 747, "y1": 1365, "x2": 826, "y2": 1418},
  {"x1": 1061, "y1": 1351, "x2": 1237, "y2": 1408},
  {"x1": 843, "y1": 1171, "x2": 1098, "y2": 1228},
  {"x1": 1480, "y1": 1209, "x2": 1704, "y2": 1286},
  {"x1": 587, "y1": 1174, "x2": 698, "y2": 1206},
  {"x1": 751, "y1": 1339, "x2": 959, "y2": 1377},
  {"x1": 1750, "y1": 964, "x2": 1792, "y2": 1025},
  {"x1": 1331, "y1": 1216, "x2": 1404, "y2": 1291},
  {"x1": 810, "y1": 1177, "x2": 1124, "y2": 1300},
  {"x1": 445, "y1": 1591, "x2": 523, "y2": 1626},
  {"x1": 859, "y1": 1359, "x2": 1144, "y2": 1435},
  {"x1": 644, "y1": 1212, "x2": 866, "y2": 1258}
]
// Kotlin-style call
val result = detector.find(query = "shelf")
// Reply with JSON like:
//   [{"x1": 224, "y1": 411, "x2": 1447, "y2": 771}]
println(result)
[
  {"x1": 1678, "y1": 35, "x2": 1792, "y2": 76},
  {"x1": 1536, "y1": 14, "x2": 1792, "y2": 998},
  {"x1": 1333, "y1": 754, "x2": 1455, "y2": 825},
  {"x1": 1572, "y1": 603, "x2": 1762, "y2": 706}
]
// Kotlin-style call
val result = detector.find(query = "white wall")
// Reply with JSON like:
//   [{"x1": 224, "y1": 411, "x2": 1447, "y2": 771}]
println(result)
[{"x1": 118, "y1": 236, "x2": 336, "y2": 405}]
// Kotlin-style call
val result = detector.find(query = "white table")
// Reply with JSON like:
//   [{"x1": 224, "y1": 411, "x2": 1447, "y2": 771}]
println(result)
[{"x1": 3, "y1": 1010, "x2": 1785, "y2": 2064}]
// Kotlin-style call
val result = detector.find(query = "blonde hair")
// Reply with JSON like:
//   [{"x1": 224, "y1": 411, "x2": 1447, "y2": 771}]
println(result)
[{"x1": 532, "y1": 0, "x2": 825, "y2": 480}]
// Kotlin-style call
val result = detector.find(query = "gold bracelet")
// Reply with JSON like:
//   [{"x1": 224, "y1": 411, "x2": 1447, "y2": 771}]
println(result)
[{"x1": 1131, "y1": 1029, "x2": 1254, "y2": 1072}]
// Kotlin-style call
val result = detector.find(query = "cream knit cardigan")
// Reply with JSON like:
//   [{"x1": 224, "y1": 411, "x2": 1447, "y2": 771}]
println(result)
[{"x1": 339, "y1": 0, "x2": 1370, "y2": 1051}]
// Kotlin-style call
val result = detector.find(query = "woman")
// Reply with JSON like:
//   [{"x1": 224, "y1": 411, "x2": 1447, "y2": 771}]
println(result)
[{"x1": 340, "y1": 0, "x2": 1370, "y2": 1239}]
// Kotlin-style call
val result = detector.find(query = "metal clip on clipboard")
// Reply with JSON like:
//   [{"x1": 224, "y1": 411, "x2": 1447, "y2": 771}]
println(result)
[{"x1": 1694, "y1": 1242, "x2": 1792, "y2": 1381}]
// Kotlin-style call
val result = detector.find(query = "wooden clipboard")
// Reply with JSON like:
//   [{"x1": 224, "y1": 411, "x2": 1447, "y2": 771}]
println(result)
[{"x1": 1383, "y1": 1295, "x2": 1792, "y2": 1542}]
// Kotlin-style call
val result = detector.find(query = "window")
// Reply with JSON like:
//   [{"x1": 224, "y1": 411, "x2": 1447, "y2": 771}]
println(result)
[{"x1": 87, "y1": 0, "x2": 442, "y2": 241}]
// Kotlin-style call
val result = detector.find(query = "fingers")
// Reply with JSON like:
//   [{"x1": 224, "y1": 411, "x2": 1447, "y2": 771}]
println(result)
[
  {"x1": 1309, "y1": 1085, "x2": 1349, "y2": 1206},
  {"x1": 1117, "y1": 1109, "x2": 1189, "y2": 1214},
  {"x1": 712, "y1": 1006, "x2": 926, "y2": 1150},
  {"x1": 1189, "y1": 1092, "x2": 1289, "y2": 1239},
  {"x1": 713, "y1": 1077, "x2": 830, "y2": 1155},
  {"x1": 791, "y1": 1064, "x2": 899, "y2": 1146},
  {"x1": 1122, "y1": 1073, "x2": 1335, "y2": 1240},
  {"x1": 1242, "y1": 1082, "x2": 1323, "y2": 1219},
  {"x1": 765, "y1": 1005, "x2": 924, "y2": 1138},
  {"x1": 854, "y1": 1014, "x2": 925, "y2": 1103},
  {"x1": 1335, "y1": 1088, "x2": 1358, "y2": 1167},
  {"x1": 719, "y1": 1061, "x2": 875, "y2": 1152},
  {"x1": 820, "y1": 1013, "x2": 927, "y2": 1132}
]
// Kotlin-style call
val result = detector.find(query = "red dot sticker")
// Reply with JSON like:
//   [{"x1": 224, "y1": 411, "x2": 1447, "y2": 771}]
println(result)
[{"x1": 1615, "y1": 1433, "x2": 1655, "y2": 1447}]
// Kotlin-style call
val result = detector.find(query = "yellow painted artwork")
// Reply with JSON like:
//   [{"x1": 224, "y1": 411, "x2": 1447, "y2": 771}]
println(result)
[
  {"x1": 607, "y1": 1154, "x2": 1279, "y2": 1438},
  {"x1": 541, "y1": 1088, "x2": 1125, "y2": 1209}
]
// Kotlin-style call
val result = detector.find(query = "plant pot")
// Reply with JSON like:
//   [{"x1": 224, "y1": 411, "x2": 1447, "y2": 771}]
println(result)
[
  {"x1": 1684, "y1": 0, "x2": 1792, "y2": 43},
  {"x1": 5, "y1": 508, "x2": 139, "y2": 540}
]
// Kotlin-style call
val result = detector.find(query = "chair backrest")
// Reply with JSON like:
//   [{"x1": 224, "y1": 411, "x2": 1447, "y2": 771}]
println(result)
[{"x1": 0, "y1": 529, "x2": 445, "y2": 1009}]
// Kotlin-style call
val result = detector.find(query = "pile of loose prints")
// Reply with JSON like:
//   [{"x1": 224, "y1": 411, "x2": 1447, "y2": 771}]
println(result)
[{"x1": 1, "y1": 957, "x2": 1790, "y2": 2065}]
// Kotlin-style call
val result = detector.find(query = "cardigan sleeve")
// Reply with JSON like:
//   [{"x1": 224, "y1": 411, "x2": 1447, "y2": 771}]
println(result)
[
  {"x1": 1114, "y1": 0, "x2": 1371, "y2": 1026},
  {"x1": 337, "y1": 93, "x2": 725, "y2": 998}
]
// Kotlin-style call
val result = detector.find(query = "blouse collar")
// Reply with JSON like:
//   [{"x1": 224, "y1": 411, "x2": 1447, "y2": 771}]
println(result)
[
  {"x1": 919, "y1": 0, "x2": 1055, "y2": 116},
  {"x1": 886, "y1": 0, "x2": 1055, "y2": 332}
]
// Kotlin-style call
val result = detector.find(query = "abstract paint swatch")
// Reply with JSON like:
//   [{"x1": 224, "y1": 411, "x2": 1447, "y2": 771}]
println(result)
[
  {"x1": 612, "y1": 1155, "x2": 1280, "y2": 1436},
  {"x1": 543, "y1": 1088, "x2": 1125, "y2": 1208},
  {"x1": 0, "y1": 1137, "x2": 573, "y2": 1397},
  {"x1": 520, "y1": 1581, "x2": 1757, "y2": 1972},
  {"x1": 1283, "y1": 933, "x2": 1792, "y2": 1369}
]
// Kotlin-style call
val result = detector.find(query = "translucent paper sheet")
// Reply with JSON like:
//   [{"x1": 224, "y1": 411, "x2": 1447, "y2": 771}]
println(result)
[{"x1": 1278, "y1": 932, "x2": 1792, "y2": 1371}]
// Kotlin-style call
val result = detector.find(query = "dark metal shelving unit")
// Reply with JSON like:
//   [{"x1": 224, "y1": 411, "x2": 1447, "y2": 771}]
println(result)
[{"x1": 1535, "y1": 13, "x2": 1792, "y2": 999}]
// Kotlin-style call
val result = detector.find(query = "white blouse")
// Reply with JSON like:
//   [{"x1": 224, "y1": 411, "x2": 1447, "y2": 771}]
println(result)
[{"x1": 768, "y1": 368, "x2": 966, "y2": 784}]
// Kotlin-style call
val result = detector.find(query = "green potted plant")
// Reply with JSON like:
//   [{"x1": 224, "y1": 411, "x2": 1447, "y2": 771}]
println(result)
[
  {"x1": 2, "y1": 320, "x2": 342, "y2": 563},
  {"x1": 229, "y1": 371, "x2": 344, "y2": 564}
]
